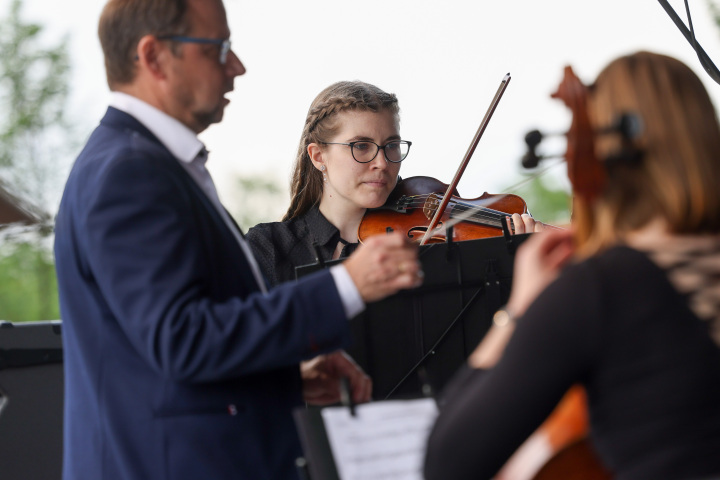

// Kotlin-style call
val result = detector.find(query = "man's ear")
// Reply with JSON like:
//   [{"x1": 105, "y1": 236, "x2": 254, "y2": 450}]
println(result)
[{"x1": 136, "y1": 35, "x2": 169, "y2": 79}]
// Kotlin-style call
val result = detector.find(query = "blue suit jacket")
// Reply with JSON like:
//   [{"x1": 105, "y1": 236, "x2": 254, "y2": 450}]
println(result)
[{"x1": 54, "y1": 107, "x2": 349, "y2": 479}]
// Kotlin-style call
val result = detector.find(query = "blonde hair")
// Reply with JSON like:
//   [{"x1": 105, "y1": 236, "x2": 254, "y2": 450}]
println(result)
[
  {"x1": 283, "y1": 81, "x2": 400, "y2": 221},
  {"x1": 574, "y1": 51, "x2": 720, "y2": 256}
]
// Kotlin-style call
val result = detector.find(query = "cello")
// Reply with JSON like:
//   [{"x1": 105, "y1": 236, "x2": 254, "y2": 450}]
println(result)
[{"x1": 498, "y1": 64, "x2": 614, "y2": 480}]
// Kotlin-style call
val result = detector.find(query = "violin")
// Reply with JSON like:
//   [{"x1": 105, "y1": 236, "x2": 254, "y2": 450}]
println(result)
[
  {"x1": 357, "y1": 176, "x2": 528, "y2": 244},
  {"x1": 358, "y1": 74, "x2": 523, "y2": 245}
]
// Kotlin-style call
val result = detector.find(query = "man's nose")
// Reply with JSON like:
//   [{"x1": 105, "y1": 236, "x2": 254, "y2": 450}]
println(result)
[{"x1": 226, "y1": 50, "x2": 246, "y2": 77}]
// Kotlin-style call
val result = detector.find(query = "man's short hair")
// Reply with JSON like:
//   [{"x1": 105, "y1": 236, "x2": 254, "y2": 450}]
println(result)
[{"x1": 98, "y1": 0, "x2": 191, "y2": 89}]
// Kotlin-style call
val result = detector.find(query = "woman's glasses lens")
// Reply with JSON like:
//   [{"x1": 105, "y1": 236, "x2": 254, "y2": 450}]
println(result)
[{"x1": 351, "y1": 141, "x2": 410, "y2": 163}]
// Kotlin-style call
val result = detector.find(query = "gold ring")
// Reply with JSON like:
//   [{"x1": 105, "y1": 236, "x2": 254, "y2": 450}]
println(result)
[{"x1": 398, "y1": 262, "x2": 406, "y2": 274}]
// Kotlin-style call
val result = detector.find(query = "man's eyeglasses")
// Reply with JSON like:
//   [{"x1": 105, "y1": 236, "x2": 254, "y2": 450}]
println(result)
[
  {"x1": 157, "y1": 35, "x2": 232, "y2": 65},
  {"x1": 320, "y1": 140, "x2": 412, "y2": 163}
]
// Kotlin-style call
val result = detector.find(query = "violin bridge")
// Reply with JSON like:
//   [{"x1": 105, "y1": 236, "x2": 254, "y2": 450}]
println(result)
[{"x1": 423, "y1": 194, "x2": 441, "y2": 220}]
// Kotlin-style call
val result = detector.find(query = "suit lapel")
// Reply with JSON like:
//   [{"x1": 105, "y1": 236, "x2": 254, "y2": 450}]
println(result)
[{"x1": 100, "y1": 107, "x2": 244, "y2": 250}]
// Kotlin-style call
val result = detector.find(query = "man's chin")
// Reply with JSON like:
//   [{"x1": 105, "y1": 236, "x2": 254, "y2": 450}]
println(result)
[{"x1": 195, "y1": 109, "x2": 225, "y2": 132}]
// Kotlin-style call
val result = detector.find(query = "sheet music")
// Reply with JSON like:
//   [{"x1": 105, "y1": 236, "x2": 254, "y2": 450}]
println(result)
[{"x1": 321, "y1": 398, "x2": 438, "y2": 480}]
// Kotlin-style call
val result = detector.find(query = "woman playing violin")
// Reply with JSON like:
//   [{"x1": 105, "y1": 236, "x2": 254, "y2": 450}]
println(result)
[
  {"x1": 424, "y1": 51, "x2": 720, "y2": 480},
  {"x1": 247, "y1": 80, "x2": 539, "y2": 286},
  {"x1": 247, "y1": 80, "x2": 405, "y2": 285}
]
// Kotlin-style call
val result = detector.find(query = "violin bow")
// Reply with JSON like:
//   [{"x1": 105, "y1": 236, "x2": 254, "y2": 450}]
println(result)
[{"x1": 419, "y1": 73, "x2": 512, "y2": 245}]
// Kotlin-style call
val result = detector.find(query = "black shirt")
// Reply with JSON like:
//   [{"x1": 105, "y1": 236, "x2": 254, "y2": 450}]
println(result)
[
  {"x1": 246, "y1": 205, "x2": 358, "y2": 287},
  {"x1": 424, "y1": 246, "x2": 720, "y2": 480}
]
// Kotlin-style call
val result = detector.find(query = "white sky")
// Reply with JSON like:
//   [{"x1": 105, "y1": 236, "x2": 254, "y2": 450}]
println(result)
[{"x1": 7, "y1": 0, "x2": 720, "y2": 223}]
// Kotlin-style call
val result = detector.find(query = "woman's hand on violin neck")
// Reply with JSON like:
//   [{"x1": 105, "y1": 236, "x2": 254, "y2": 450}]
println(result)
[
  {"x1": 507, "y1": 213, "x2": 546, "y2": 234},
  {"x1": 507, "y1": 228, "x2": 575, "y2": 317},
  {"x1": 343, "y1": 232, "x2": 423, "y2": 303}
]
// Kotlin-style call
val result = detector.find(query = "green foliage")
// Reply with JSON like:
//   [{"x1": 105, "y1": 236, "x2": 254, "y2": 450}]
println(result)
[
  {"x1": 0, "y1": 0, "x2": 73, "y2": 210},
  {"x1": 709, "y1": 0, "x2": 720, "y2": 27},
  {"x1": 0, "y1": 0, "x2": 74, "y2": 322},
  {"x1": 511, "y1": 173, "x2": 571, "y2": 226},
  {"x1": 0, "y1": 238, "x2": 59, "y2": 322}
]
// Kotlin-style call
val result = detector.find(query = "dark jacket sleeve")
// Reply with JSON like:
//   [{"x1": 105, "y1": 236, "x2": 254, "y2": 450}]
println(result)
[{"x1": 76, "y1": 148, "x2": 348, "y2": 382}]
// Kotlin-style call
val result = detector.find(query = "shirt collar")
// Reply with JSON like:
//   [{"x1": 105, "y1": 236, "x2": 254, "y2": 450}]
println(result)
[
  {"x1": 306, "y1": 205, "x2": 343, "y2": 246},
  {"x1": 109, "y1": 91, "x2": 205, "y2": 163}
]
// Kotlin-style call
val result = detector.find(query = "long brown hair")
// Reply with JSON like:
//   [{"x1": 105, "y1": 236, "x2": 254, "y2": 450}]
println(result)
[
  {"x1": 574, "y1": 51, "x2": 720, "y2": 256},
  {"x1": 283, "y1": 81, "x2": 400, "y2": 221}
]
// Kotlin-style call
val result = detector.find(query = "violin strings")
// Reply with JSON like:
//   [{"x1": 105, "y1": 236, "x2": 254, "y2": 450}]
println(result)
[
  {"x1": 400, "y1": 194, "x2": 509, "y2": 228},
  {"x1": 393, "y1": 193, "x2": 563, "y2": 233},
  {"x1": 453, "y1": 203, "x2": 505, "y2": 228}
]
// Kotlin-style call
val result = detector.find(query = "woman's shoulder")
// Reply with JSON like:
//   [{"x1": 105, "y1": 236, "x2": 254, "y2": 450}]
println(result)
[
  {"x1": 597, "y1": 245, "x2": 676, "y2": 281},
  {"x1": 246, "y1": 216, "x2": 308, "y2": 251},
  {"x1": 536, "y1": 246, "x2": 661, "y2": 310},
  {"x1": 575, "y1": 245, "x2": 656, "y2": 275},
  {"x1": 562, "y1": 245, "x2": 671, "y2": 303}
]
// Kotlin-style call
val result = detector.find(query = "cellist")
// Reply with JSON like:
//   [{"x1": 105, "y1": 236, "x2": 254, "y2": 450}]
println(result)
[{"x1": 424, "y1": 51, "x2": 720, "y2": 479}]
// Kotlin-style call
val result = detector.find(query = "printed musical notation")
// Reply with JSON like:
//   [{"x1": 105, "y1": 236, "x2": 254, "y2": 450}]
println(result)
[{"x1": 321, "y1": 398, "x2": 438, "y2": 480}]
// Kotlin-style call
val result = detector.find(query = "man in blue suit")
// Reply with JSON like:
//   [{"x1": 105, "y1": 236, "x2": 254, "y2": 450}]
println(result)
[{"x1": 53, "y1": 0, "x2": 422, "y2": 478}]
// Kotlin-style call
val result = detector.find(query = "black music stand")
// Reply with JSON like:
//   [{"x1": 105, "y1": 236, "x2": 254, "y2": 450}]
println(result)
[
  {"x1": 293, "y1": 405, "x2": 341, "y2": 480},
  {"x1": 0, "y1": 320, "x2": 64, "y2": 480},
  {"x1": 293, "y1": 382, "x2": 439, "y2": 480},
  {"x1": 295, "y1": 233, "x2": 529, "y2": 400}
]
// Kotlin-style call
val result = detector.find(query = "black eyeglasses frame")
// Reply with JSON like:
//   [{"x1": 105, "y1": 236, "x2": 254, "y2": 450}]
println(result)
[{"x1": 319, "y1": 140, "x2": 412, "y2": 164}]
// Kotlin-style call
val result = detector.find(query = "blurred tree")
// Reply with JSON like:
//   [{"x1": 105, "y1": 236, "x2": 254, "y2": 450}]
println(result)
[
  {"x1": 0, "y1": 231, "x2": 58, "y2": 321},
  {"x1": 0, "y1": 0, "x2": 74, "y2": 322},
  {"x1": 513, "y1": 174, "x2": 571, "y2": 226},
  {"x1": 227, "y1": 174, "x2": 288, "y2": 227},
  {"x1": 502, "y1": 163, "x2": 572, "y2": 227},
  {"x1": 709, "y1": 0, "x2": 720, "y2": 26},
  {"x1": 0, "y1": 0, "x2": 75, "y2": 211}
]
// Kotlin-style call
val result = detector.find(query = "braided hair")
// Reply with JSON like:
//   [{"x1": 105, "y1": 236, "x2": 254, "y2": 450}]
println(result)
[{"x1": 283, "y1": 81, "x2": 399, "y2": 221}]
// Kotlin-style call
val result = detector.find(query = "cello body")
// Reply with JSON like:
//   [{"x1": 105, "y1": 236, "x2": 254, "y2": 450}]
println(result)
[{"x1": 495, "y1": 387, "x2": 612, "y2": 480}]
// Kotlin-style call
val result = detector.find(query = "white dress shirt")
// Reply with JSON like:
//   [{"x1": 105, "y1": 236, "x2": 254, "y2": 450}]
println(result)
[{"x1": 108, "y1": 92, "x2": 364, "y2": 317}]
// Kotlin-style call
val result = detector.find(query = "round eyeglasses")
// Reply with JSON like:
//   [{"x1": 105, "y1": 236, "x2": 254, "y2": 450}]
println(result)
[{"x1": 320, "y1": 140, "x2": 412, "y2": 163}]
